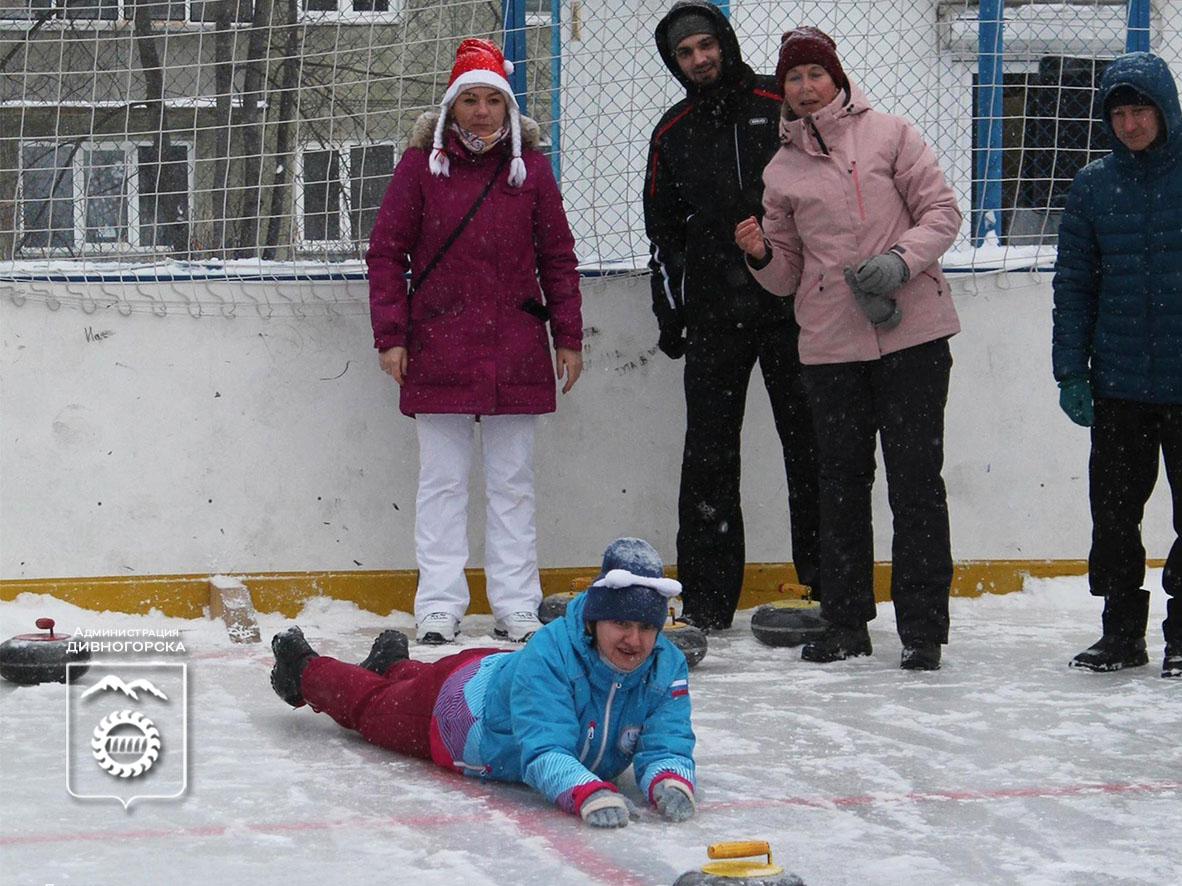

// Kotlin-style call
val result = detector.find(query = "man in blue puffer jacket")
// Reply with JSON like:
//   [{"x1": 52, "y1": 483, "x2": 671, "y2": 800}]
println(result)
[
  {"x1": 1052, "y1": 51, "x2": 1182, "y2": 678},
  {"x1": 269, "y1": 538, "x2": 697, "y2": 825}
]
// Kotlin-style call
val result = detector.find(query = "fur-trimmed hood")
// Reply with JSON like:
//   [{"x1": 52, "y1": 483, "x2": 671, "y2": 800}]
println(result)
[{"x1": 409, "y1": 110, "x2": 543, "y2": 151}]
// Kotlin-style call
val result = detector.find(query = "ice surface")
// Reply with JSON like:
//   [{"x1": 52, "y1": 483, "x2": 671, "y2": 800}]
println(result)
[{"x1": 1, "y1": 574, "x2": 1178, "y2": 886}]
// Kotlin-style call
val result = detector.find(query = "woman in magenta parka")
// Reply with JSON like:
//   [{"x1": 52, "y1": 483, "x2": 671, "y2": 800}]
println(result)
[
  {"x1": 735, "y1": 27, "x2": 961, "y2": 670},
  {"x1": 366, "y1": 38, "x2": 583, "y2": 646}
]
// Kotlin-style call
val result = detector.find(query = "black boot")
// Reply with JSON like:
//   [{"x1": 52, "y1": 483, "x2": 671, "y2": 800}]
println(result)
[
  {"x1": 1163, "y1": 643, "x2": 1182, "y2": 678},
  {"x1": 359, "y1": 629, "x2": 410, "y2": 675},
  {"x1": 901, "y1": 643, "x2": 942, "y2": 671},
  {"x1": 801, "y1": 623, "x2": 872, "y2": 662},
  {"x1": 1069, "y1": 590, "x2": 1150, "y2": 672},
  {"x1": 270, "y1": 627, "x2": 318, "y2": 707}
]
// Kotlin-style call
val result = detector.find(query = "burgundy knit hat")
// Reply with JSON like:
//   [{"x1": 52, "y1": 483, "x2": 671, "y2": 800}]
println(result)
[{"x1": 775, "y1": 26, "x2": 847, "y2": 93}]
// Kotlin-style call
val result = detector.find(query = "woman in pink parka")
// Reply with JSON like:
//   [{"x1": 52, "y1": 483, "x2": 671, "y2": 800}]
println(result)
[
  {"x1": 366, "y1": 38, "x2": 583, "y2": 646},
  {"x1": 735, "y1": 27, "x2": 961, "y2": 671}
]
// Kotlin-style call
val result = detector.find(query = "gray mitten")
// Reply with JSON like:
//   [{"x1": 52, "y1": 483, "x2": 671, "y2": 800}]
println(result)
[
  {"x1": 848, "y1": 252, "x2": 910, "y2": 296},
  {"x1": 844, "y1": 267, "x2": 902, "y2": 329},
  {"x1": 579, "y1": 789, "x2": 637, "y2": 828},
  {"x1": 652, "y1": 779, "x2": 696, "y2": 822}
]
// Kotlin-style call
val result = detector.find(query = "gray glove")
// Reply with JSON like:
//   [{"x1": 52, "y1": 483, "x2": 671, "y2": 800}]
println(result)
[
  {"x1": 848, "y1": 251, "x2": 910, "y2": 296},
  {"x1": 579, "y1": 789, "x2": 637, "y2": 828},
  {"x1": 652, "y1": 779, "x2": 696, "y2": 822},
  {"x1": 844, "y1": 267, "x2": 902, "y2": 329}
]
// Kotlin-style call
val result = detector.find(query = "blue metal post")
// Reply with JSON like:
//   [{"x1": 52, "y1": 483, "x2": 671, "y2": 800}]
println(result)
[
  {"x1": 974, "y1": 0, "x2": 1005, "y2": 246},
  {"x1": 1126, "y1": 0, "x2": 1151, "y2": 52},
  {"x1": 549, "y1": 0, "x2": 562, "y2": 182},
  {"x1": 716, "y1": 0, "x2": 729, "y2": 17},
  {"x1": 501, "y1": 0, "x2": 528, "y2": 114}
]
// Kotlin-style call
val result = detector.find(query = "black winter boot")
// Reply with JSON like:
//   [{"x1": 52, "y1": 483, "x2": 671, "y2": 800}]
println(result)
[
  {"x1": 801, "y1": 623, "x2": 872, "y2": 662},
  {"x1": 270, "y1": 627, "x2": 319, "y2": 707},
  {"x1": 1069, "y1": 590, "x2": 1150, "y2": 672},
  {"x1": 1163, "y1": 643, "x2": 1182, "y2": 678},
  {"x1": 901, "y1": 643, "x2": 942, "y2": 671},
  {"x1": 359, "y1": 629, "x2": 410, "y2": 675}
]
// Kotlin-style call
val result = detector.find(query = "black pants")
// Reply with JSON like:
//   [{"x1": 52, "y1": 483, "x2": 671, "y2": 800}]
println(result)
[
  {"x1": 677, "y1": 319, "x2": 820, "y2": 630},
  {"x1": 1089, "y1": 398, "x2": 1182, "y2": 644},
  {"x1": 801, "y1": 338, "x2": 953, "y2": 646}
]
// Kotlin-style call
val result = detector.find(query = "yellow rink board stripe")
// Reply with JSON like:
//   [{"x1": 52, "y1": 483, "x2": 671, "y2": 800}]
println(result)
[{"x1": 1, "y1": 559, "x2": 1159, "y2": 619}]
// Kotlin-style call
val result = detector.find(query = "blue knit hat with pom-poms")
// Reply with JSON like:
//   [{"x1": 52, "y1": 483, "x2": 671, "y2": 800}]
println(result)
[{"x1": 584, "y1": 538, "x2": 682, "y2": 629}]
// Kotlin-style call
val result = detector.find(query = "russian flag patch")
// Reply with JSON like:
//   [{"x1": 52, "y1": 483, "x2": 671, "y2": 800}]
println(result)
[{"x1": 670, "y1": 679, "x2": 689, "y2": 698}]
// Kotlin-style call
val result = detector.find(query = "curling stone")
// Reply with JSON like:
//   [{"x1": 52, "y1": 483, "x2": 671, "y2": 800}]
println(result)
[
  {"x1": 538, "y1": 591, "x2": 576, "y2": 624},
  {"x1": 750, "y1": 586, "x2": 827, "y2": 648},
  {"x1": 0, "y1": 618, "x2": 91, "y2": 685},
  {"x1": 665, "y1": 615, "x2": 708, "y2": 668},
  {"x1": 673, "y1": 841, "x2": 805, "y2": 886}
]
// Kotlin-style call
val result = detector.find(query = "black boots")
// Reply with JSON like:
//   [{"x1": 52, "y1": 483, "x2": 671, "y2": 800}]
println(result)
[
  {"x1": 901, "y1": 643, "x2": 942, "y2": 671},
  {"x1": 800, "y1": 623, "x2": 873, "y2": 662},
  {"x1": 359, "y1": 629, "x2": 410, "y2": 675},
  {"x1": 1070, "y1": 590, "x2": 1151, "y2": 672},
  {"x1": 270, "y1": 626, "x2": 319, "y2": 707}
]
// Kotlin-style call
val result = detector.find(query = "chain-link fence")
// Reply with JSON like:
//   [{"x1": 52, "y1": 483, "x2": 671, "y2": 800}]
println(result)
[{"x1": 0, "y1": 0, "x2": 1178, "y2": 312}]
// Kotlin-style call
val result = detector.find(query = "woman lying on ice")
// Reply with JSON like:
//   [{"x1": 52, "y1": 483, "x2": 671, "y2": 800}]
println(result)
[{"x1": 269, "y1": 538, "x2": 697, "y2": 828}]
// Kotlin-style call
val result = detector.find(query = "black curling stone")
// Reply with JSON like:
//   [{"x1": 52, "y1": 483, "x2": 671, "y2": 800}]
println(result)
[
  {"x1": 665, "y1": 620, "x2": 707, "y2": 668},
  {"x1": 673, "y1": 841, "x2": 805, "y2": 886},
  {"x1": 0, "y1": 618, "x2": 91, "y2": 685},
  {"x1": 538, "y1": 591, "x2": 575, "y2": 624},
  {"x1": 750, "y1": 599, "x2": 827, "y2": 648}
]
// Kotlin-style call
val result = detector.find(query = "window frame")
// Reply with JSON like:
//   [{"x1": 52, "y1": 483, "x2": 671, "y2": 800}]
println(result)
[
  {"x1": 293, "y1": 141, "x2": 398, "y2": 251},
  {"x1": 17, "y1": 138, "x2": 194, "y2": 256}
]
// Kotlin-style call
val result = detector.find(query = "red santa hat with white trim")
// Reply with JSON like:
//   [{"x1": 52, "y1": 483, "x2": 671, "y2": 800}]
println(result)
[{"x1": 430, "y1": 38, "x2": 527, "y2": 187}]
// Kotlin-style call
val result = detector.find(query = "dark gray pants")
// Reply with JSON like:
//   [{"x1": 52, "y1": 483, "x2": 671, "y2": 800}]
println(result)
[
  {"x1": 801, "y1": 338, "x2": 953, "y2": 646},
  {"x1": 1089, "y1": 398, "x2": 1182, "y2": 644}
]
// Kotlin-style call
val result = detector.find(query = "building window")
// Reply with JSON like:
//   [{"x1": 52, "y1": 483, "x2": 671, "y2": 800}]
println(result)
[
  {"x1": 18, "y1": 140, "x2": 191, "y2": 254},
  {"x1": 973, "y1": 56, "x2": 1110, "y2": 245},
  {"x1": 0, "y1": 0, "x2": 252, "y2": 22},
  {"x1": 296, "y1": 143, "x2": 397, "y2": 247},
  {"x1": 299, "y1": 0, "x2": 397, "y2": 18}
]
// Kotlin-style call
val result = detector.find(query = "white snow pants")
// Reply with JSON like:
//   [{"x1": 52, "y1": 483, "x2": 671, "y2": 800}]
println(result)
[{"x1": 413, "y1": 413, "x2": 543, "y2": 623}]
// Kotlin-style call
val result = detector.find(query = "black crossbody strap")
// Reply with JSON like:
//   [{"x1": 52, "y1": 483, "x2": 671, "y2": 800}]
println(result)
[{"x1": 409, "y1": 153, "x2": 510, "y2": 297}]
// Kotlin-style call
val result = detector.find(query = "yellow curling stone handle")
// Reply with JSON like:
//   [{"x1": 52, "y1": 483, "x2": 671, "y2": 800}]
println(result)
[{"x1": 701, "y1": 841, "x2": 784, "y2": 878}]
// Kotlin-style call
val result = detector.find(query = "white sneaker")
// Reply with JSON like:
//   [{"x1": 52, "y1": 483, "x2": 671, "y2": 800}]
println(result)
[
  {"x1": 417, "y1": 612, "x2": 459, "y2": 645},
  {"x1": 494, "y1": 611, "x2": 542, "y2": 643}
]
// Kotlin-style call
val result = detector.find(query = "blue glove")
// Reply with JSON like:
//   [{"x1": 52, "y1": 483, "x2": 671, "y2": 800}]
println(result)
[
  {"x1": 1058, "y1": 376, "x2": 1094, "y2": 427},
  {"x1": 848, "y1": 252, "x2": 910, "y2": 296},
  {"x1": 579, "y1": 789, "x2": 637, "y2": 828},
  {"x1": 652, "y1": 779, "x2": 696, "y2": 822},
  {"x1": 843, "y1": 267, "x2": 902, "y2": 329}
]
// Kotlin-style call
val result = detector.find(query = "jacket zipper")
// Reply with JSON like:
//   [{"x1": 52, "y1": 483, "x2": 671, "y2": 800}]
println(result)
[
  {"x1": 809, "y1": 118, "x2": 829, "y2": 155},
  {"x1": 733, "y1": 124, "x2": 743, "y2": 189},
  {"x1": 850, "y1": 160, "x2": 866, "y2": 221},
  {"x1": 579, "y1": 721, "x2": 596, "y2": 762},
  {"x1": 589, "y1": 682, "x2": 620, "y2": 771}
]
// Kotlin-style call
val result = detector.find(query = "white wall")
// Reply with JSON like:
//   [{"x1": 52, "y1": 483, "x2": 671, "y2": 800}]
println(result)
[{"x1": 0, "y1": 271, "x2": 1175, "y2": 581}]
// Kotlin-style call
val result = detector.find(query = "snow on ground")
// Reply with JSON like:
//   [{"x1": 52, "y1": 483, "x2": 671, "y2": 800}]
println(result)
[{"x1": 1, "y1": 573, "x2": 1178, "y2": 886}]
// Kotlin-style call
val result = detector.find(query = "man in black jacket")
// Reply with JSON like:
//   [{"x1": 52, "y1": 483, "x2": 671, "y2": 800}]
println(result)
[{"x1": 643, "y1": 0, "x2": 820, "y2": 630}]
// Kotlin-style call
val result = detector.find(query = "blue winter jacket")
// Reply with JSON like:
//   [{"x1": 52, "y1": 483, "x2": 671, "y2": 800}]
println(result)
[
  {"x1": 452, "y1": 593, "x2": 696, "y2": 815},
  {"x1": 1052, "y1": 52, "x2": 1182, "y2": 404}
]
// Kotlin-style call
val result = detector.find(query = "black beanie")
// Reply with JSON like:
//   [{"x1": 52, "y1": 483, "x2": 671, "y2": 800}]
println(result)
[{"x1": 1105, "y1": 84, "x2": 1157, "y2": 116}]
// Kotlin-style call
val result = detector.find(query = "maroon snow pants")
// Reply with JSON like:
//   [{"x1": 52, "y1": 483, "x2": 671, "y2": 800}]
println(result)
[{"x1": 299, "y1": 648, "x2": 494, "y2": 760}]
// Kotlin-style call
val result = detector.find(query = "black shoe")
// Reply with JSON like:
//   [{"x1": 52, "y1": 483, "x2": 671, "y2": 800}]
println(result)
[
  {"x1": 1069, "y1": 634, "x2": 1148, "y2": 672},
  {"x1": 901, "y1": 643, "x2": 942, "y2": 671},
  {"x1": 800, "y1": 624, "x2": 872, "y2": 662},
  {"x1": 359, "y1": 629, "x2": 410, "y2": 674},
  {"x1": 1163, "y1": 643, "x2": 1182, "y2": 678},
  {"x1": 270, "y1": 626, "x2": 319, "y2": 707}
]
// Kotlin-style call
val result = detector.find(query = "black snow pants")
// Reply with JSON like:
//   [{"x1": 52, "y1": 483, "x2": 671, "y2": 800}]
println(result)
[
  {"x1": 676, "y1": 317, "x2": 820, "y2": 630},
  {"x1": 1089, "y1": 397, "x2": 1182, "y2": 644},
  {"x1": 800, "y1": 338, "x2": 954, "y2": 646}
]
